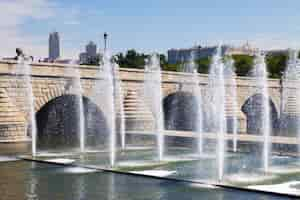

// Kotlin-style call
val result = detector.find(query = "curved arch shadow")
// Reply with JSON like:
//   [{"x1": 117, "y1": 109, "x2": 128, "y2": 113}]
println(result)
[
  {"x1": 241, "y1": 93, "x2": 278, "y2": 135},
  {"x1": 163, "y1": 92, "x2": 200, "y2": 147},
  {"x1": 35, "y1": 94, "x2": 109, "y2": 150}
]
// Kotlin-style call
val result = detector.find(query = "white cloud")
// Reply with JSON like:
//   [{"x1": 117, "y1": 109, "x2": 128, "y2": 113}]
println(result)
[
  {"x1": 0, "y1": 1, "x2": 85, "y2": 59},
  {"x1": 0, "y1": 0, "x2": 57, "y2": 58}
]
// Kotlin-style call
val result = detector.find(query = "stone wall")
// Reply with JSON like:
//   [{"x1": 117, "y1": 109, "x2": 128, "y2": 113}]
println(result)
[{"x1": 0, "y1": 61, "x2": 283, "y2": 142}]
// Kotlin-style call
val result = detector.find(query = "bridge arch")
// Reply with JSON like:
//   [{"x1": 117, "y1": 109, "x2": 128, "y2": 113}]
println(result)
[
  {"x1": 163, "y1": 91, "x2": 201, "y2": 131},
  {"x1": 35, "y1": 94, "x2": 109, "y2": 150},
  {"x1": 241, "y1": 93, "x2": 279, "y2": 135}
]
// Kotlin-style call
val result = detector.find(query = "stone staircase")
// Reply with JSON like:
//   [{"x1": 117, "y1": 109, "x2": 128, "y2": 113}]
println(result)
[
  {"x1": 283, "y1": 95, "x2": 300, "y2": 116},
  {"x1": 123, "y1": 89, "x2": 154, "y2": 131}
]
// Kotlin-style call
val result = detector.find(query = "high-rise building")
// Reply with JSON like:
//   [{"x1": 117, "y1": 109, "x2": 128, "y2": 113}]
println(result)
[
  {"x1": 49, "y1": 32, "x2": 60, "y2": 61},
  {"x1": 79, "y1": 41, "x2": 101, "y2": 65},
  {"x1": 86, "y1": 41, "x2": 97, "y2": 58}
]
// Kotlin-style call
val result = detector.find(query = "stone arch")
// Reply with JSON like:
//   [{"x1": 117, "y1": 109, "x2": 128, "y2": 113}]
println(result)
[
  {"x1": 35, "y1": 94, "x2": 109, "y2": 150},
  {"x1": 163, "y1": 91, "x2": 200, "y2": 131},
  {"x1": 163, "y1": 85, "x2": 180, "y2": 99},
  {"x1": 34, "y1": 85, "x2": 65, "y2": 113},
  {"x1": 238, "y1": 88, "x2": 280, "y2": 120},
  {"x1": 241, "y1": 93, "x2": 279, "y2": 135},
  {"x1": 268, "y1": 88, "x2": 281, "y2": 117},
  {"x1": 163, "y1": 91, "x2": 203, "y2": 147}
]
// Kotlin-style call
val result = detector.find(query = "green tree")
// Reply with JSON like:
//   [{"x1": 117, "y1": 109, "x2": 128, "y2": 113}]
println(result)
[
  {"x1": 196, "y1": 57, "x2": 211, "y2": 74},
  {"x1": 266, "y1": 53, "x2": 287, "y2": 78},
  {"x1": 159, "y1": 54, "x2": 167, "y2": 68},
  {"x1": 160, "y1": 53, "x2": 181, "y2": 71},
  {"x1": 232, "y1": 54, "x2": 254, "y2": 76},
  {"x1": 162, "y1": 63, "x2": 181, "y2": 72},
  {"x1": 115, "y1": 49, "x2": 148, "y2": 69}
]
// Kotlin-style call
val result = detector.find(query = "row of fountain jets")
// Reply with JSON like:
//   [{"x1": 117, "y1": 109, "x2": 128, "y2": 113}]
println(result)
[{"x1": 15, "y1": 45, "x2": 300, "y2": 182}]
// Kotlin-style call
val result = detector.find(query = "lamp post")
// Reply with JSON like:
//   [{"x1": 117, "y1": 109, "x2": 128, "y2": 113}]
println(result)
[{"x1": 104, "y1": 32, "x2": 108, "y2": 52}]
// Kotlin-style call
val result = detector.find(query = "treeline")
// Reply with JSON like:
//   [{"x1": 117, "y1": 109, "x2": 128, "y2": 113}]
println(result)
[
  {"x1": 114, "y1": 49, "x2": 168, "y2": 69},
  {"x1": 114, "y1": 49, "x2": 293, "y2": 78}
]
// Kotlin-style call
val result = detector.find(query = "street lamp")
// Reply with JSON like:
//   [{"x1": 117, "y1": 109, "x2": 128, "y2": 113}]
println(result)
[{"x1": 104, "y1": 32, "x2": 108, "y2": 52}]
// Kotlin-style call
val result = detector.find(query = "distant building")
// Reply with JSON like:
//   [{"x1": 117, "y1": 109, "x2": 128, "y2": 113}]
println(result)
[
  {"x1": 86, "y1": 41, "x2": 97, "y2": 58},
  {"x1": 168, "y1": 42, "x2": 258, "y2": 64},
  {"x1": 49, "y1": 32, "x2": 60, "y2": 61},
  {"x1": 167, "y1": 45, "x2": 228, "y2": 64},
  {"x1": 79, "y1": 52, "x2": 88, "y2": 64},
  {"x1": 79, "y1": 41, "x2": 101, "y2": 65},
  {"x1": 225, "y1": 42, "x2": 258, "y2": 56}
]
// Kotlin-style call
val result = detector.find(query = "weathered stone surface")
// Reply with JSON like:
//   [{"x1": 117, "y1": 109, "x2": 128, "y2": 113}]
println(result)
[{"x1": 0, "y1": 60, "x2": 287, "y2": 143}]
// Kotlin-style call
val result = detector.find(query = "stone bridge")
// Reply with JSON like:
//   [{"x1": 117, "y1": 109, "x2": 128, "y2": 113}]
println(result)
[{"x1": 0, "y1": 60, "x2": 290, "y2": 144}]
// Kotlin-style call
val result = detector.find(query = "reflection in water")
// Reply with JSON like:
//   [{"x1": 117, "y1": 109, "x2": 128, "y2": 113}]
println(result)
[
  {"x1": 76, "y1": 174, "x2": 86, "y2": 200},
  {"x1": 0, "y1": 161, "x2": 293, "y2": 200},
  {"x1": 26, "y1": 162, "x2": 38, "y2": 200},
  {"x1": 108, "y1": 173, "x2": 115, "y2": 200}
]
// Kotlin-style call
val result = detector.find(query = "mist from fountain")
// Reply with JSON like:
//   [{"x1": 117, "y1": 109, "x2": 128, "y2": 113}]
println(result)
[
  {"x1": 252, "y1": 53, "x2": 271, "y2": 172},
  {"x1": 112, "y1": 62, "x2": 126, "y2": 150},
  {"x1": 224, "y1": 58, "x2": 238, "y2": 152},
  {"x1": 285, "y1": 50, "x2": 299, "y2": 79},
  {"x1": 144, "y1": 54, "x2": 164, "y2": 161},
  {"x1": 208, "y1": 45, "x2": 227, "y2": 182},
  {"x1": 16, "y1": 58, "x2": 37, "y2": 156},
  {"x1": 66, "y1": 62, "x2": 85, "y2": 153},
  {"x1": 187, "y1": 54, "x2": 204, "y2": 155},
  {"x1": 282, "y1": 50, "x2": 300, "y2": 158},
  {"x1": 102, "y1": 53, "x2": 117, "y2": 167}
]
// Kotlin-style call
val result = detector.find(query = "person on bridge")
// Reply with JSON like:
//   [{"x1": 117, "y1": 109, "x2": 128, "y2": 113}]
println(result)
[
  {"x1": 15, "y1": 48, "x2": 25, "y2": 60},
  {"x1": 14, "y1": 48, "x2": 34, "y2": 61}
]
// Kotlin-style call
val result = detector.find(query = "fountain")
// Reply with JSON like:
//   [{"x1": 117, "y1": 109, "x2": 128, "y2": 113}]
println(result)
[
  {"x1": 101, "y1": 53, "x2": 117, "y2": 167},
  {"x1": 66, "y1": 62, "x2": 85, "y2": 153},
  {"x1": 224, "y1": 58, "x2": 238, "y2": 152},
  {"x1": 7, "y1": 47, "x2": 300, "y2": 197},
  {"x1": 282, "y1": 49, "x2": 300, "y2": 158},
  {"x1": 144, "y1": 54, "x2": 164, "y2": 161},
  {"x1": 208, "y1": 45, "x2": 227, "y2": 181},
  {"x1": 251, "y1": 52, "x2": 271, "y2": 172},
  {"x1": 187, "y1": 53, "x2": 204, "y2": 155},
  {"x1": 112, "y1": 62, "x2": 126, "y2": 150},
  {"x1": 15, "y1": 57, "x2": 37, "y2": 156}
]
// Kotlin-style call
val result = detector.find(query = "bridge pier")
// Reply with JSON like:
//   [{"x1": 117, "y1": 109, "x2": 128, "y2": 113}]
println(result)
[{"x1": 0, "y1": 86, "x2": 28, "y2": 142}]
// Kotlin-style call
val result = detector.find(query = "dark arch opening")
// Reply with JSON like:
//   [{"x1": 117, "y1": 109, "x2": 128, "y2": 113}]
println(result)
[
  {"x1": 163, "y1": 92, "x2": 200, "y2": 131},
  {"x1": 35, "y1": 95, "x2": 109, "y2": 150},
  {"x1": 241, "y1": 94, "x2": 278, "y2": 135},
  {"x1": 163, "y1": 92, "x2": 201, "y2": 147}
]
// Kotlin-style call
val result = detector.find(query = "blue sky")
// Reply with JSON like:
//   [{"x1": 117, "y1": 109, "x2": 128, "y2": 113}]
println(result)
[{"x1": 1, "y1": 0, "x2": 300, "y2": 58}]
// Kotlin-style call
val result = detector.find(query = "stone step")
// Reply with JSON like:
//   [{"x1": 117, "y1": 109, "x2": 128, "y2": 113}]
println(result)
[
  {"x1": 125, "y1": 111, "x2": 153, "y2": 115},
  {"x1": 0, "y1": 112, "x2": 23, "y2": 117},
  {"x1": 125, "y1": 116, "x2": 154, "y2": 120},
  {"x1": 0, "y1": 116, "x2": 25, "y2": 123},
  {"x1": 124, "y1": 106, "x2": 149, "y2": 110},
  {"x1": 123, "y1": 99, "x2": 140, "y2": 103}
]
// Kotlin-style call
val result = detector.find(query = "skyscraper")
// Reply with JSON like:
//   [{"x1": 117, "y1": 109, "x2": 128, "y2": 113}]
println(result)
[
  {"x1": 86, "y1": 41, "x2": 97, "y2": 58},
  {"x1": 49, "y1": 32, "x2": 60, "y2": 61},
  {"x1": 79, "y1": 41, "x2": 101, "y2": 65}
]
